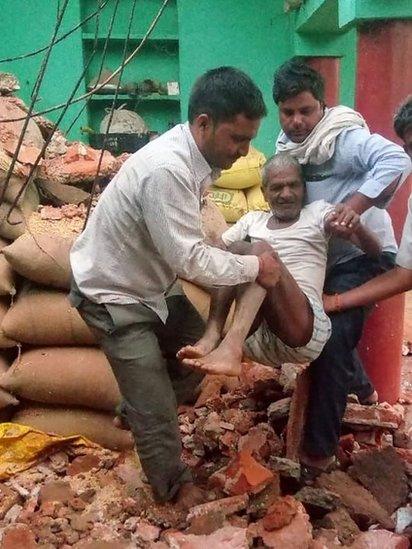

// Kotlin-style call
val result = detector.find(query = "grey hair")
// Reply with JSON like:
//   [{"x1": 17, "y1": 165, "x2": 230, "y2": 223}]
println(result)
[{"x1": 261, "y1": 152, "x2": 303, "y2": 187}]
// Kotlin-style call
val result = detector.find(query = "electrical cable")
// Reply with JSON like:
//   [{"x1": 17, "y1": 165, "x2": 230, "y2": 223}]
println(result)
[
  {"x1": 0, "y1": 0, "x2": 109, "y2": 64},
  {"x1": 83, "y1": 0, "x2": 138, "y2": 228},
  {"x1": 0, "y1": 0, "x2": 170, "y2": 123}
]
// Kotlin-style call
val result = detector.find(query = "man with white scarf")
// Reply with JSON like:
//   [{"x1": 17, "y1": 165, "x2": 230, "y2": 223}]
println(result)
[{"x1": 273, "y1": 58, "x2": 411, "y2": 476}]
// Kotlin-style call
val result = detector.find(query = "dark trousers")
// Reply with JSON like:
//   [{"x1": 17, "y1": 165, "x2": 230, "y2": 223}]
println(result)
[
  {"x1": 70, "y1": 285, "x2": 204, "y2": 502},
  {"x1": 303, "y1": 252, "x2": 396, "y2": 458}
]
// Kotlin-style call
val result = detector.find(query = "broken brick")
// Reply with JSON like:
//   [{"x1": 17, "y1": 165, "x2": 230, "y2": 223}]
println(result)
[
  {"x1": 188, "y1": 494, "x2": 249, "y2": 523},
  {"x1": 164, "y1": 526, "x2": 249, "y2": 548},
  {"x1": 239, "y1": 361, "x2": 282, "y2": 400},
  {"x1": 286, "y1": 366, "x2": 310, "y2": 461},
  {"x1": 0, "y1": 485, "x2": 21, "y2": 520},
  {"x1": 195, "y1": 376, "x2": 225, "y2": 407},
  {"x1": 238, "y1": 423, "x2": 282, "y2": 460},
  {"x1": 39, "y1": 481, "x2": 74, "y2": 505},
  {"x1": 348, "y1": 529, "x2": 410, "y2": 549},
  {"x1": 319, "y1": 507, "x2": 360, "y2": 546},
  {"x1": 220, "y1": 451, "x2": 274, "y2": 496},
  {"x1": 221, "y1": 409, "x2": 256, "y2": 435},
  {"x1": 267, "y1": 397, "x2": 291, "y2": 422},
  {"x1": 348, "y1": 446, "x2": 408, "y2": 514},
  {"x1": 1, "y1": 524, "x2": 37, "y2": 549},
  {"x1": 249, "y1": 500, "x2": 312, "y2": 548},
  {"x1": 67, "y1": 453, "x2": 101, "y2": 476},
  {"x1": 246, "y1": 478, "x2": 281, "y2": 518},
  {"x1": 315, "y1": 470, "x2": 394, "y2": 529},
  {"x1": 343, "y1": 402, "x2": 404, "y2": 429},
  {"x1": 132, "y1": 520, "x2": 161, "y2": 543},
  {"x1": 261, "y1": 495, "x2": 299, "y2": 531}
]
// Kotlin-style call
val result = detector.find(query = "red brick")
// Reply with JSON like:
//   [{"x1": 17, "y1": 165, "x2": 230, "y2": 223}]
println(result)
[
  {"x1": 221, "y1": 409, "x2": 255, "y2": 435},
  {"x1": 222, "y1": 451, "x2": 274, "y2": 496},
  {"x1": 67, "y1": 453, "x2": 101, "y2": 476},
  {"x1": 239, "y1": 361, "x2": 282, "y2": 398},
  {"x1": 188, "y1": 494, "x2": 249, "y2": 524},
  {"x1": 343, "y1": 402, "x2": 404, "y2": 429},
  {"x1": 238, "y1": 423, "x2": 282, "y2": 460},
  {"x1": 286, "y1": 367, "x2": 310, "y2": 461},
  {"x1": 262, "y1": 495, "x2": 299, "y2": 531},
  {"x1": 195, "y1": 376, "x2": 225, "y2": 407},
  {"x1": 348, "y1": 446, "x2": 408, "y2": 514},
  {"x1": 249, "y1": 500, "x2": 312, "y2": 549},
  {"x1": 1, "y1": 524, "x2": 37, "y2": 549},
  {"x1": 0, "y1": 485, "x2": 21, "y2": 520},
  {"x1": 39, "y1": 481, "x2": 74, "y2": 505},
  {"x1": 315, "y1": 470, "x2": 394, "y2": 529},
  {"x1": 348, "y1": 530, "x2": 410, "y2": 549},
  {"x1": 164, "y1": 526, "x2": 249, "y2": 548},
  {"x1": 132, "y1": 520, "x2": 161, "y2": 543}
]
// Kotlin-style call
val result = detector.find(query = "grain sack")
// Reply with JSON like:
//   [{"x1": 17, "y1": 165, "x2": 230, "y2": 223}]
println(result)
[
  {"x1": 0, "y1": 238, "x2": 15, "y2": 296},
  {"x1": 1, "y1": 286, "x2": 95, "y2": 346},
  {"x1": 0, "y1": 387, "x2": 18, "y2": 409},
  {"x1": 208, "y1": 186, "x2": 248, "y2": 223},
  {"x1": 0, "y1": 354, "x2": 9, "y2": 373},
  {"x1": 0, "y1": 347, "x2": 120, "y2": 411},
  {"x1": 0, "y1": 202, "x2": 27, "y2": 240},
  {"x1": 0, "y1": 299, "x2": 17, "y2": 348},
  {"x1": 201, "y1": 196, "x2": 227, "y2": 245},
  {"x1": 12, "y1": 405, "x2": 134, "y2": 451},
  {"x1": 246, "y1": 184, "x2": 270, "y2": 212},
  {"x1": 214, "y1": 147, "x2": 266, "y2": 190},
  {"x1": 3, "y1": 233, "x2": 73, "y2": 289}
]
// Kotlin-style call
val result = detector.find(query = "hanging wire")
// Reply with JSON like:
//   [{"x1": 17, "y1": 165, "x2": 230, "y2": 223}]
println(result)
[
  {"x1": 83, "y1": 0, "x2": 139, "y2": 229},
  {"x1": 0, "y1": 0, "x2": 170, "y2": 124},
  {"x1": 0, "y1": 0, "x2": 71, "y2": 209},
  {"x1": 65, "y1": 0, "x2": 121, "y2": 135},
  {"x1": 0, "y1": 0, "x2": 109, "y2": 64}
]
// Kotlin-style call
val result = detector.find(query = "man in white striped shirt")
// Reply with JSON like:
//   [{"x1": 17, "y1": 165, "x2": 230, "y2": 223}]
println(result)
[{"x1": 70, "y1": 67, "x2": 276, "y2": 507}]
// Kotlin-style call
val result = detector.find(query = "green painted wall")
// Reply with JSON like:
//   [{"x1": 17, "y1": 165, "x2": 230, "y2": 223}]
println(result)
[
  {"x1": 177, "y1": 0, "x2": 294, "y2": 155},
  {"x1": 0, "y1": 0, "x2": 87, "y2": 140}
]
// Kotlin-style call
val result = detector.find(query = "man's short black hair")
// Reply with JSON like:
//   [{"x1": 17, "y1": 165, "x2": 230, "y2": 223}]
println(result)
[
  {"x1": 273, "y1": 57, "x2": 325, "y2": 104},
  {"x1": 188, "y1": 66, "x2": 267, "y2": 124},
  {"x1": 394, "y1": 96, "x2": 412, "y2": 139}
]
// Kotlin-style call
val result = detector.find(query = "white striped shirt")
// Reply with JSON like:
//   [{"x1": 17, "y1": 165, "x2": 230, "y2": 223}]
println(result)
[{"x1": 70, "y1": 123, "x2": 259, "y2": 322}]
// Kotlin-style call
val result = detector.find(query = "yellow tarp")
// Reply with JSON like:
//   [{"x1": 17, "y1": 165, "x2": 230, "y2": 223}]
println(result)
[{"x1": 0, "y1": 422, "x2": 96, "y2": 480}]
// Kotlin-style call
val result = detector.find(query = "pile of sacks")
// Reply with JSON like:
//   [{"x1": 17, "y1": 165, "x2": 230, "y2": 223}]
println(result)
[
  {"x1": 208, "y1": 146, "x2": 269, "y2": 223},
  {"x1": 0, "y1": 198, "x2": 228, "y2": 451}
]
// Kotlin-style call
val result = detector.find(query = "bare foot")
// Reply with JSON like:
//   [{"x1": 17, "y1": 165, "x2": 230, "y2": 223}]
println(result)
[
  {"x1": 177, "y1": 331, "x2": 221, "y2": 361},
  {"x1": 182, "y1": 342, "x2": 243, "y2": 377},
  {"x1": 175, "y1": 482, "x2": 205, "y2": 509}
]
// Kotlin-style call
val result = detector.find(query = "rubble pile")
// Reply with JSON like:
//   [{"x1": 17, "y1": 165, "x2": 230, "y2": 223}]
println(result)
[{"x1": 0, "y1": 362, "x2": 411, "y2": 547}]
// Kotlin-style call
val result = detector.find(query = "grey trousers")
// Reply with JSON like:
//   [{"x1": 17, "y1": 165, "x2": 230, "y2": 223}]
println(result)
[{"x1": 70, "y1": 285, "x2": 204, "y2": 502}]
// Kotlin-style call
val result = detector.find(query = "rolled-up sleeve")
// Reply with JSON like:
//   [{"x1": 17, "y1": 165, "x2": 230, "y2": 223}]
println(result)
[
  {"x1": 140, "y1": 166, "x2": 259, "y2": 286},
  {"x1": 346, "y1": 129, "x2": 411, "y2": 207}
]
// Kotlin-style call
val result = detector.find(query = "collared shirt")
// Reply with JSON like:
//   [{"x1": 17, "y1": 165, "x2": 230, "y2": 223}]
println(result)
[
  {"x1": 396, "y1": 194, "x2": 412, "y2": 270},
  {"x1": 70, "y1": 123, "x2": 259, "y2": 322},
  {"x1": 276, "y1": 127, "x2": 411, "y2": 269}
]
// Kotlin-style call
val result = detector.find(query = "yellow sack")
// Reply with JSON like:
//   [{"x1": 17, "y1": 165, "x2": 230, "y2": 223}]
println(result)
[
  {"x1": 214, "y1": 146, "x2": 266, "y2": 190},
  {"x1": 208, "y1": 186, "x2": 247, "y2": 223},
  {"x1": 246, "y1": 184, "x2": 270, "y2": 212},
  {"x1": 0, "y1": 422, "x2": 95, "y2": 480}
]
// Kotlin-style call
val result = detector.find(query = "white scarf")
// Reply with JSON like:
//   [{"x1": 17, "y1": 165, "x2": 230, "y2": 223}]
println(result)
[{"x1": 276, "y1": 105, "x2": 369, "y2": 165}]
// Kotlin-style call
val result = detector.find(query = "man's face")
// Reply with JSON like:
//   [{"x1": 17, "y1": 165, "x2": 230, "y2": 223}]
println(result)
[
  {"x1": 403, "y1": 126, "x2": 412, "y2": 159},
  {"x1": 198, "y1": 113, "x2": 261, "y2": 170},
  {"x1": 278, "y1": 91, "x2": 324, "y2": 143},
  {"x1": 263, "y1": 165, "x2": 304, "y2": 221}
]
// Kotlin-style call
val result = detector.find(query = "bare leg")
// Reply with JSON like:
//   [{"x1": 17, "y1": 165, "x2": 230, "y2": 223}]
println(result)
[
  {"x1": 182, "y1": 282, "x2": 267, "y2": 375},
  {"x1": 177, "y1": 285, "x2": 235, "y2": 360},
  {"x1": 183, "y1": 247, "x2": 314, "y2": 376}
]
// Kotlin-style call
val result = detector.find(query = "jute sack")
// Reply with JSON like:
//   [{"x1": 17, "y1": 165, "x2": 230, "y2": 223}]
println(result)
[
  {"x1": 201, "y1": 196, "x2": 227, "y2": 245},
  {"x1": 12, "y1": 405, "x2": 134, "y2": 451},
  {"x1": 1, "y1": 286, "x2": 95, "y2": 346},
  {"x1": 208, "y1": 186, "x2": 248, "y2": 223},
  {"x1": 246, "y1": 184, "x2": 270, "y2": 212},
  {"x1": 0, "y1": 347, "x2": 120, "y2": 411},
  {"x1": 0, "y1": 299, "x2": 17, "y2": 348},
  {"x1": 0, "y1": 184, "x2": 38, "y2": 241},
  {"x1": 0, "y1": 238, "x2": 15, "y2": 296},
  {"x1": 214, "y1": 146, "x2": 266, "y2": 190},
  {"x1": 3, "y1": 233, "x2": 73, "y2": 289},
  {"x1": 0, "y1": 387, "x2": 19, "y2": 409}
]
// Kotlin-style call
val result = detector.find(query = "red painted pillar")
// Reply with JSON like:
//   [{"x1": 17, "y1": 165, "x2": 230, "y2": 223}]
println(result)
[
  {"x1": 355, "y1": 21, "x2": 412, "y2": 404},
  {"x1": 307, "y1": 57, "x2": 340, "y2": 107}
]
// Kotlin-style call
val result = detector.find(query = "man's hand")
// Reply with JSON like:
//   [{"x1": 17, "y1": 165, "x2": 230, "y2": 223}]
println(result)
[
  {"x1": 326, "y1": 203, "x2": 360, "y2": 239},
  {"x1": 323, "y1": 293, "x2": 338, "y2": 313},
  {"x1": 256, "y1": 251, "x2": 281, "y2": 289}
]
